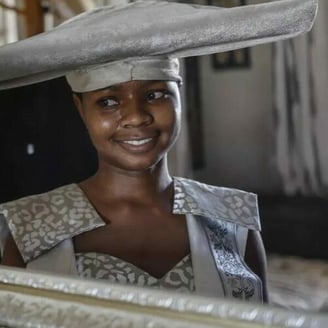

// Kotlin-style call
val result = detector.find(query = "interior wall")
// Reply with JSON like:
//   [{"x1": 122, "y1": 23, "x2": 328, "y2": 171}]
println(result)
[
  {"x1": 194, "y1": 43, "x2": 282, "y2": 194},
  {"x1": 193, "y1": 0, "x2": 328, "y2": 196},
  {"x1": 313, "y1": 0, "x2": 328, "y2": 188}
]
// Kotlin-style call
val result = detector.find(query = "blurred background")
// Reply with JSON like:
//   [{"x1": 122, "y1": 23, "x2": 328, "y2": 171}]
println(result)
[{"x1": 0, "y1": 0, "x2": 327, "y2": 312}]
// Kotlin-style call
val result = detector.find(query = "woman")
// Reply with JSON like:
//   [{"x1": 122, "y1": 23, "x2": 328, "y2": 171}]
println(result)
[{"x1": 0, "y1": 0, "x2": 317, "y2": 303}]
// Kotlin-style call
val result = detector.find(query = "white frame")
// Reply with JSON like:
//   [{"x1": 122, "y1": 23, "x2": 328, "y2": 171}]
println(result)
[{"x1": 0, "y1": 265, "x2": 327, "y2": 328}]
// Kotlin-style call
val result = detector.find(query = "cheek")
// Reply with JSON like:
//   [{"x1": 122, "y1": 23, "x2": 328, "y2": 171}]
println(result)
[
  {"x1": 170, "y1": 104, "x2": 182, "y2": 144},
  {"x1": 174, "y1": 106, "x2": 182, "y2": 128},
  {"x1": 98, "y1": 119, "x2": 115, "y2": 131},
  {"x1": 158, "y1": 102, "x2": 181, "y2": 129},
  {"x1": 85, "y1": 113, "x2": 119, "y2": 134},
  {"x1": 167, "y1": 105, "x2": 181, "y2": 136}
]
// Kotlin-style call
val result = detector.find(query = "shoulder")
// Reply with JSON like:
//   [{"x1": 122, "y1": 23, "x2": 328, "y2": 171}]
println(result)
[
  {"x1": 173, "y1": 177, "x2": 260, "y2": 231},
  {"x1": 0, "y1": 184, "x2": 104, "y2": 263},
  {"x1": 0, "y1": 184, "x2": 84, "y2": 221}
]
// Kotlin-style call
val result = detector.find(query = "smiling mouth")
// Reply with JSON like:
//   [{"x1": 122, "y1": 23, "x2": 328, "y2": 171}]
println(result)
[{"x1": 120, "y1": 138, "x2": 153, "y2": 146}]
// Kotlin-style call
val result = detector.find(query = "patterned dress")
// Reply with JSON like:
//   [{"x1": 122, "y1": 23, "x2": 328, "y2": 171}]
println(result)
[
  {"x1": 0, "y1": 177, "x2": 263, "y2": 301},
  {"x1": 76, "y1": 253, "x2": 194, "y2": 292}
]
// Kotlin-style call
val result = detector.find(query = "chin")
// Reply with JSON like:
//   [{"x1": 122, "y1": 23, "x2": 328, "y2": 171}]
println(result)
[
  {"x1": 115, "y1": 153, "x2": 168, "y2": 173},
  {"x1": 122, "y1": 159, "x2": 162, "y2": 173},
  {"x1": 99, "y1": 147, "x2": 169, "y2": 173}
]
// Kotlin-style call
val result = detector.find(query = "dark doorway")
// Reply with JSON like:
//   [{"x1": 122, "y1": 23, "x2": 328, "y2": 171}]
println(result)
[{"x1": 0, "y1": 78, "x2": 97, "y2": 202}]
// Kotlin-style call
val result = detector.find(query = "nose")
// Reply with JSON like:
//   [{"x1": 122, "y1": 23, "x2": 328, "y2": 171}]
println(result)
[{"x1": 119, "y1": 100, "x2": 153, "y2": 128}]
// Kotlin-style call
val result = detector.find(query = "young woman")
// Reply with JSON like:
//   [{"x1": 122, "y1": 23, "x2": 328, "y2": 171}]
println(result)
[{"x1": 0, "y1": 0, "x2": 317, "y2": 303}]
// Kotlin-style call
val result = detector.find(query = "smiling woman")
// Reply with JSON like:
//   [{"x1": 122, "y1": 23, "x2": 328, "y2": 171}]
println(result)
[
  {"x1": 0, "y1": 0, "x2": 317, "y2": 306},
  {"x1": 73, "y1": 80, "x2": 181, "y2": 173}
]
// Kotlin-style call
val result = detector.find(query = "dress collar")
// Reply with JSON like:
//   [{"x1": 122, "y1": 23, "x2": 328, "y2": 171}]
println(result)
[
  {"x1": 0, "y1": 177, "x2": 259, "y2": 263},
  {"x1": 173, "y1": 177, "x2": 260, "y2": 231},
  {"x1": 0, "y1": 184, "x2": 105, "y2": 263}
]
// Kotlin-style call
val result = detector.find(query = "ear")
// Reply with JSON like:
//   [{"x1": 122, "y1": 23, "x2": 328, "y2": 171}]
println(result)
[{"x1": 72, "y1": 93, "x2": 85, "y2": 122}]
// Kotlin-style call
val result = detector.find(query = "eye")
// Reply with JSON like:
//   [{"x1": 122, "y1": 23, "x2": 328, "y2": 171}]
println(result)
[
  {"x1": 146, "y1": 90, "x2": 169, "y2": 102},
  {"x1": 97, "y1": 97, "x2": 119, "y2": 108}
]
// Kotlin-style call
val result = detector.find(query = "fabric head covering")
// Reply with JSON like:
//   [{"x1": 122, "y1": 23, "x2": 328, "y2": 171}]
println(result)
[
  {"x1": 66, "y1": 57, "x2": 181, "y2": 92},
  {"x1": 0, "y1": 0, "x2": 318, "y2": 91}
]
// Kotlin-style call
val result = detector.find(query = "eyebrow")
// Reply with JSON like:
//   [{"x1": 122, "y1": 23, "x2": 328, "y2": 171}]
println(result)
[
  {"x1": 98, "y1": 81, "x2": 166, "y2": 93},
  {"x1": 100, "y1": 85, "x2": 121, "y2": 92}
]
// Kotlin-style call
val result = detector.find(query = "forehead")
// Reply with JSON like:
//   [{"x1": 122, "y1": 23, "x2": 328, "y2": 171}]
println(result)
[{"x1": 83, "y1": 80, "x2": 177, "y2": 96}]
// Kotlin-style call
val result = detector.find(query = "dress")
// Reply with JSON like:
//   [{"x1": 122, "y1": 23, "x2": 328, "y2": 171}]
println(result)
[{"x1": 0, "y1": 177, "x2": 262, "y2": 301}]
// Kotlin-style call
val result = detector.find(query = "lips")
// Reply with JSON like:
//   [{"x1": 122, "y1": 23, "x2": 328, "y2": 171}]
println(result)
[
  {"x1": 121, "y1": 137, "x2": 153, "y2": 146},
  {"x1": 114, "y1": 135, "x2": 157, "y2": 153}
]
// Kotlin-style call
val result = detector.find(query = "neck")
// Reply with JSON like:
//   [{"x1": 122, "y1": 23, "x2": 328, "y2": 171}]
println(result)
[{"x1": 86, "y1": 157, "x2": 173, "y2": 207}]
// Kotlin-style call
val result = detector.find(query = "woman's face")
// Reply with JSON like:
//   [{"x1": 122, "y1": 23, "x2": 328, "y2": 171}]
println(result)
[{"x1": 74, "y1": 80, "x2": 181, "y2": 173}]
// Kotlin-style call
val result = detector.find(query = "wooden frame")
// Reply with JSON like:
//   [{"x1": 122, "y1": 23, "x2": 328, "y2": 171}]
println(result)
[
  {"x1": 184, "y1": 57, "x2": 205, "y2": 170},
  {"x1": 208, "y1": 0, "x2": 251, "y2": 70},
  {"x1": 208, "y1": 0, "x2": 246, "y2": 7},
  {"x1": 212, "y1": 48, "x2": 251, "y2": 69},
  {"x1": 0, "y1": 0, "x2": 44, "y2": 37},
  {"x1": 0, "y1": 266, "x2": 327, "y2": 328}
]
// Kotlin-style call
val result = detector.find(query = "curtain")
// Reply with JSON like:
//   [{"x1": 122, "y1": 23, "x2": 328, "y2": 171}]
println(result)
[
  {"x1": 50, "y1": 1, "x2": 135, "y2": 25},
  {"x1": 0, "y1": 0, "x2": 19, "y2": 44},
  {"x1": 50, "y1": 0, "x2": 95, "y2": 25},
  {"x1": 273, "y1": 4, "x2": 328, "y2": 196}
]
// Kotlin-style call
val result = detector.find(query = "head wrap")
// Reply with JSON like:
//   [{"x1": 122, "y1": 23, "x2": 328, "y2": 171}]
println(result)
[
  {"x1": 66, "y1": 57, "x2": 181, "y2": 92},
  {"x1": 0, "y1": 0, "x2": 318, "y2": 91}
]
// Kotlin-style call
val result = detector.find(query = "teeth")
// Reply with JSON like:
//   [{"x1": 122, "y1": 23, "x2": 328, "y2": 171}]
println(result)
[{"x1": 122, "y1": 138, "x2": 152, "y2": 146}]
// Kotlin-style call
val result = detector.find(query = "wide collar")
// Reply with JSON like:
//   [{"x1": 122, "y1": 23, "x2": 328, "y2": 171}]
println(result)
[
  {"x1": 173, "y1": 177, "x2": 260, "y2": 230},
  {"x1": 0, "y1": 177, "x2": 260, "y2": 263}
]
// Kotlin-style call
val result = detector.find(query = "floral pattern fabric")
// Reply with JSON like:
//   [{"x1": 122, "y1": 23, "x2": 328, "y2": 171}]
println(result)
[
  {"x1": 0, "y1": 177, "x2": 262, "y2": 301},
  {"x1": 0, "y1": 184, "x2": 105, "y2": 262},
  {"x1": 173, "y1": 177, "x2": 260, "y2": 230},
  {"x1": 75, "y1": 252, "x2": 195, "y2": 292},
  {"x1": 0, "y1": 177, "x2": 260, "y2": 263}
]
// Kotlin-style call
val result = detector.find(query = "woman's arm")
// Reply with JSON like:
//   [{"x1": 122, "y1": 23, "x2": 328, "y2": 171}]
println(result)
[
  {"x1": 244, "y1": 230, "x2": 269, "y2": 303},
  {"x1": 1, "y1": 234, "x2": 26, "y2": 268}
]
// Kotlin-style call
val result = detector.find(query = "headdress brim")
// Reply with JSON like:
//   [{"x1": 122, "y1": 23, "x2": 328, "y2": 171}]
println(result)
[{"x1": 0, "y1": 0, "x2": 318, "y2": 90}]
